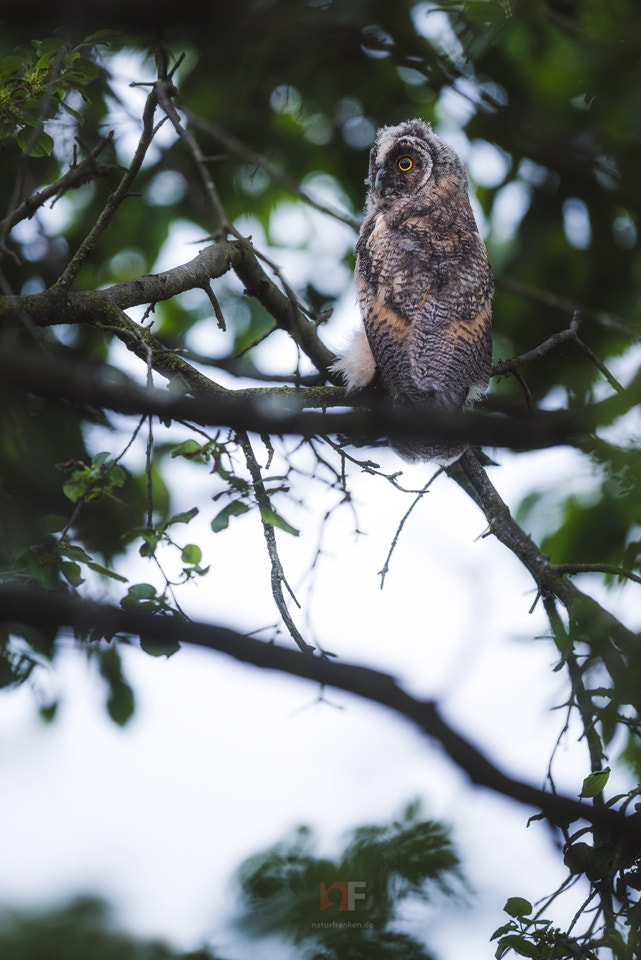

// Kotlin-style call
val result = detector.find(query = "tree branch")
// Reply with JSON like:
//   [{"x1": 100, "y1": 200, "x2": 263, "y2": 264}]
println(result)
[
  {"x1": 452, "y1": 451, "x2": 638, "y2": 681},
  {"x1": 157, "y1": 80, "x2": 229, "y2": 237},
  {"x1": 57, "y1": 84, "x2": 161, "y2": 289},
  {"x1": 0, "y1": 133, "x2": 117, "y2": 240},
  {"x1": 0, "y1": 345, "x2": 599, "y2": 452},
  {"x1": 0, "y1": 584, "x2": 639, "y2": 843},
  {"x1": 185, "y1": 109, "x2": 361, "y2": 231},
  {"x1": 494, "y1": 274, "x2": 632, "y2": 337},
  {"x1": 0, "y1": 237, "x2": 336, "y2": 378},
  {"x1": 237, "y1": 430, "x2": 314, "y2": 654}
]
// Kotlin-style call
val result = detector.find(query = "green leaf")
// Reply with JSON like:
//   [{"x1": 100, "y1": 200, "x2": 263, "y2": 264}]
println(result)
[
  {"x1": 63, "y1": 475, "x2": 89, "y2": 503},
  {"x1": 66, "y1": 57, "x2": 99, "y2": 82},
  {"x1": 504, "y1": 897, "x2": 533, "y2": 918},
  {"x1": 60, "y1": 544, "x2": 94, "y2": 563},
  {"x1": 109, "y1": 464, "x2": 127, "y2": 488},
  {"x1": 127, "y1": 583, "x2": 157, "y2": 600},
  {"x1": 167, "y1": 506, "x2": 199, "y2": 525},
  {"x1": 260, "y1": 505, "x2": 299, "y2": 537},
  {"x1": 495, "y1": 934, "x2": 539, "y2": 959},
  {"x1": 60, "y1": 560, "x2": 84, "y2": 587},
  {"x1": 580, "y1": 767, "x2": 610, "y2": 798},
  {"x1": 0, "y1": 55, "x2": 26, "y2": 78},
  {"x1": 171, "y1": 439, "x2": 208, "y2": 461},
  {"x1": 98, "y1": 645, "x2": 135, "y2": 726},
  {"x1": 85, "y1": 561, "x2": 128, "y2": 583},
  {"x1": 138, "y1": 531, "x2": 160, "y2": 558},
  {"x1": 39, "y1": 700, "x2": 59, "y2": 723},
  {"x1": 211, "y1": 500, "x2": 250, "y2": 532},
  {"x1": 16, "y1": 126, "x2": 55, "y2": 157},
  {"x1": 140, "y1": 635, "x2": 181, "y2": 658},
  {"x1": 60, "y1": 100, "x2": 84, "y2": 123},
  {"x1": 106, "y1": 681, "x2": 135, "y2": 726},
  {"x1": 81, "y1": 29, "x2": 123, "y2": 45},
  {"x1": 181, "y1": 543, "x2": 202, "y2": 565}
]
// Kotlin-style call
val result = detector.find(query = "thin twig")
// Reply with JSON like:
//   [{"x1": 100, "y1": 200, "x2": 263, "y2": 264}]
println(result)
[
  {"x1": 492, "y1": 315, "x2": 582, "y2": 378},
  {"x1": 58, "y1": 86, "x2": 160, "y2": 289},
  {"x1": 569, "y1": 322, "x2": 625, "y2": 394},
  {"x1": 237, "y1": 430, "x2": 314, "y2": 654},
  {"x1": 185, "y1": 110, "x2": 360, "y2": 231},
  {"x1": 0, "y1": 133, "x2": 116, "y2": 241},
  {"x1": 156, "y1": 80, "x2": 229, "y2": 236},
  {"x1": 379, "y1": 471, "x2": 442, "y2": 589},
  {"x1": 553, "y1": 562, "x2": 641, "y2": 586},
  {"x1": 202, "y1": 282, "x2": 226, "y2": 331}
]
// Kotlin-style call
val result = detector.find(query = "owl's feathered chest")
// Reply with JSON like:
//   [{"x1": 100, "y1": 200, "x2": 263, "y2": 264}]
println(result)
[
  {"x1": 355, "y1": 190, "x2": 477, "y2": 296},
  {"x1": 353, "y1": 177, "x2": 493, "y2": 411}
]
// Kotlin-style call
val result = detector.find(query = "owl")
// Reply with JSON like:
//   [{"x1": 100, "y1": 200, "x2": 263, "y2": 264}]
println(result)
[{"x1": 333, "y1": 119, "x2": 493, "y2": 464}]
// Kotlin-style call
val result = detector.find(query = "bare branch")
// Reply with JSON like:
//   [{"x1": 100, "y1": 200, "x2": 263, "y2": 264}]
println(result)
[
  {"x1": 492, "y1": 317, "x2": 582, "y2": 377},
  {"x1": 492, "y1": 312, "x2": 624, "y2": 395},
  {"x1": 378, "y1": 472, "x2": 441, "y2": 589},
  {"x1": 57, "y1": 84, "x2": 161, "y2": 289},
  {"x1": 495, "y1": 274, "x2": 633, "y2": 336},
  {"x1": 156, "y1": 80, "x2": 229, "y2": 237},
  {"x1": 0, "y1": 133, "x2": 116, "y2": 240},
  {"x1": 237, "y1": 431, "x2": 313, "y2": 654},
  {"x1": 452, "y1": 451, "x2": 638, "y2": 681},
  {"x1": 1, "y1": 584, "x2": 640, "y2": 843},
  {"x1": 554, "y1": 563, "x2": 641, "y2": 586},
  {"x1": 185, "y1": 110, "x2": 361, "y2": 231}
]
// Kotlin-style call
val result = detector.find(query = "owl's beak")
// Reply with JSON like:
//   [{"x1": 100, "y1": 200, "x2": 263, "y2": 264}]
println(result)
[{"x1": 374, "y1": 169, "x2": 385, "y2": 195}]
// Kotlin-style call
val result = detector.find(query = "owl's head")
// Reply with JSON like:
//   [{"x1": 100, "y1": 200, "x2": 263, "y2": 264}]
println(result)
[{"x1": 365, "y1": 119, "x2": 468, "y2": 211}]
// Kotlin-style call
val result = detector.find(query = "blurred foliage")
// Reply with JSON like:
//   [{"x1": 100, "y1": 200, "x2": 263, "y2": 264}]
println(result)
[
  {"x1": 0, "y1": 896, "x2": 221, "y2": 960},
  {"x1": 234, "y1": 800, "x2": 461, "y2": 959}
]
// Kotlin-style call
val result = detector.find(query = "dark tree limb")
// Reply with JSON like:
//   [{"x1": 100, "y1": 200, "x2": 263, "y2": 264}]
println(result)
[
  {"x1": 0, "y1": 237, "x2": 336, "y2": 379},
  {"x1": 0, "y1": 345, "x2": 599, "y2": 452},
  {"x1": 0, "y1": 584, "x2": 639, "y2": 844}
]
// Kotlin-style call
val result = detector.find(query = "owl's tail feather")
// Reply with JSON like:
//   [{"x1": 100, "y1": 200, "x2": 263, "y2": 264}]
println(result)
[
  {"x1": 392, "y1": 436, "x2": 467, "y2": 467},
  {"x1": 391, "y1": 395, "x2": 467, "y2": 466}
]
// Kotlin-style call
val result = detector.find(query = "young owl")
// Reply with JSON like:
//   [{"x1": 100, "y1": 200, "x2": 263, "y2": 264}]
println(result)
[{"x1": 333, "y1": 119, "x2": 493, "y2": 464}]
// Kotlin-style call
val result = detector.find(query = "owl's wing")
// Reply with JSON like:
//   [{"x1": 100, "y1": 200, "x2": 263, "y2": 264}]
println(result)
[{"x1": 356, "y1": 193, "x2": 493, "y2": 409}]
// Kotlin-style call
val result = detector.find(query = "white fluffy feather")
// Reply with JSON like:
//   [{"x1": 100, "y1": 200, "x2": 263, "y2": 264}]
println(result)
[{"x1": 330, "y1": 327, "x2": 376, "y2": 392}]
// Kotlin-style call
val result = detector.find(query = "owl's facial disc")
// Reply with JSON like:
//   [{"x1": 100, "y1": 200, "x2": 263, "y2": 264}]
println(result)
[{"x1": 373, "y1": 136, "x2": 433, "y2": 198}]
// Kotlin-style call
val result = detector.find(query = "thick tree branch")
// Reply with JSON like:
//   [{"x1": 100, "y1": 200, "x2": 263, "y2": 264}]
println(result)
[
  {"x1": 0, "y1": 237, "x2": 336, "y2": 378},
  {"x1": 0, "y1": 345, "x2": 597, "y2": 452},
  {"x1": 0, "y1": 584, "x2": 639, "y2": 844}
]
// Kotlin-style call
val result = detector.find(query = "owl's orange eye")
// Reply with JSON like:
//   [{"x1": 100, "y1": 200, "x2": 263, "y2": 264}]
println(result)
[{"x1": 398, "y1": 156, "x2": 413, "y2": 172}]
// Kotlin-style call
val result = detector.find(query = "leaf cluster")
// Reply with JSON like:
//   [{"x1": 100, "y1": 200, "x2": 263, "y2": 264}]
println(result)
[
  {"x1": 0, "y1": 34, "x2": 108, "y2": 155},
  {"x1": 234, "y1": 800, "x2": 460, "y2": 959}
]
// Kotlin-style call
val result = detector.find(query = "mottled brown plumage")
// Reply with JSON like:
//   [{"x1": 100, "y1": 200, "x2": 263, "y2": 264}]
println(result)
[{"x1": 334, "y1": 119, "x2": 493, "y2": 464}]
